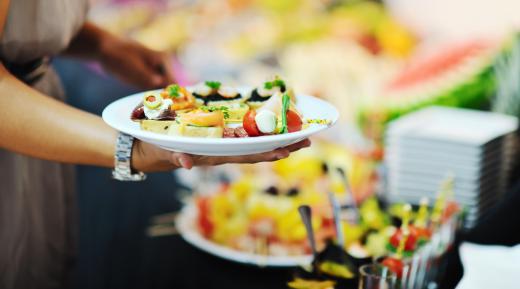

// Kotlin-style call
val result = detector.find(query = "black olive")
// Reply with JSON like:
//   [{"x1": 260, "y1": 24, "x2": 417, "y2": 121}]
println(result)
[
  {"x1": 287, "y1": 187, "x2": 299, "y2": 197},
  {"x1": 265, "y1": 186, "x2": 279, "y2": 196},
  {"x1": 321, "y1": 162, "x2": 329, "y2": 174}
]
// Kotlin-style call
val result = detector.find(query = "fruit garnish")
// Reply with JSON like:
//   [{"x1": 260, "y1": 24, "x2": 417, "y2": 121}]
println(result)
[
  {"x1": 205, "y1": 81, "x2": 222, "y2": 90},
  {"x1": 383, "y1": 204, "x2": 412, "y2": 277},
  {"x1": 393, "y1": 204, "x2": 414, "y2": 256},
  {"x1": 389, "y1": 227, "x2": 417, "y2": 252},
  {"x1": 318, "y1": 261, "x2": 355, "y2": 279},
  {"x1": 143, "y1": 93, "x2": 163, "y2": 109},
  {"x1": 288, "y1": 278, "x2": 335, "y2": 289}
]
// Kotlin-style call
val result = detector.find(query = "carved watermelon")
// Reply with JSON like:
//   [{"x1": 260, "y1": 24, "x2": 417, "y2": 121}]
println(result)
[{"x1": 357, "y1": 41, "x2": 499, "y2": 139}]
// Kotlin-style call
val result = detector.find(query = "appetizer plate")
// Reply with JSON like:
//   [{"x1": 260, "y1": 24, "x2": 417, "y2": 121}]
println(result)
[
  {"x1": 176, "y1": 202, "x2": 313, "y2": 267},
  {"x1": 102, "y1": 89, "x2": 338, "y2": 156}
]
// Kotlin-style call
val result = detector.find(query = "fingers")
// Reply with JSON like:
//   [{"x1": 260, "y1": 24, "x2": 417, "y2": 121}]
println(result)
[
  {"x1": 170, "y1": 152, "x2": 194, "y2": 169},
  {"x1": 115, "y1": 56, "x2": 164, "y2": 89},
  {"x1": 143, "y1": 49, "x2": 175, "y2": 86},
  {"x1": 284, "y1": 139, "x2": 312, "y2": 152},
  {"x1": 219, "y1": 150, "x2": 289, "y2": 165}
]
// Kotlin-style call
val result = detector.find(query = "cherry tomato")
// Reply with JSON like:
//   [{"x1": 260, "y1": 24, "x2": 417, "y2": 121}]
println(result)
[
  {"x1": 243, "y1": 110, "x2": 261, "y2": 136},
  {"x1": 381, "y1": 257, "x2": 404, "y2": 278},
  {"x1": 442, "y1": 202, "x2": 460, "y2": 222},
  {"x1": 409, "y1": 225, "x2": 432, "y2": 242},
  {"x1": 389, "y1": 228, "x2": 417, "y2": 252},
  {"x1": 286, "y1": 110, "x2": 302, "y2": 133}
]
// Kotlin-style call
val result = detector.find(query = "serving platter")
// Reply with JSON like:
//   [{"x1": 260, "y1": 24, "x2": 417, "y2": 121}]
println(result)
[
  {"x1": 176, "y1": 202, "x2": 313, "y2": 267},
  {"x1": 102, "y1": 88, "x2": 338, "y2": 156}
]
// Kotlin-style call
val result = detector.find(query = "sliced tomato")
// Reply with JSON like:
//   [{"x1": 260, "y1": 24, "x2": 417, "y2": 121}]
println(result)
[
  {"x1": 381, "y1": 257, "x2": 404, "y2": 278},
  {"x1": 286, "y1": 110, "x2": 302, "y2": 133},
  {"x1": 243, "y1": 110, "x2": 261, "y2": 137},
  {"x1": 389, "y1": 228, "x2": 417, "y2": 252},
  {"x1": 409, "y1": 225, "x2": 432, "y2": 242}
]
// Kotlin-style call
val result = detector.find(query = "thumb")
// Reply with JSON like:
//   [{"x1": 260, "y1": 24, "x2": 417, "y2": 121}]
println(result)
[{"x1": 171, "y1": 152, "x2": 194, "y2": 169}]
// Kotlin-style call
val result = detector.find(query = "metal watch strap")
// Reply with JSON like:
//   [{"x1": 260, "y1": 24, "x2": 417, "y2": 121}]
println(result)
[{"x1": 112, "y1": 132, "x2": 146, "y2": 181}]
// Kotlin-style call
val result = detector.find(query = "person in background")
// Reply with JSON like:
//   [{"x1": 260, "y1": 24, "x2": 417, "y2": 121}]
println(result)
[{"x1": 0, "y1": 1, "x2": 310, "y2": 289}]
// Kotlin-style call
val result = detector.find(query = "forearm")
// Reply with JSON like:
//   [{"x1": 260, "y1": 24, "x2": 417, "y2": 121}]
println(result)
[
  {"x1": 63, "y1": 21, "x2": 113, "y2": 60},
  {"x1": 0, "y1": 65, "x2": 117, "y2": 167}
]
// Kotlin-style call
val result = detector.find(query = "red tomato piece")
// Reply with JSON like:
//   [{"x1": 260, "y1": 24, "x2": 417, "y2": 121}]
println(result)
[
  {"x1": 389, "y1": 228, "x2": 418, "y2": 252},
  {"x1": 409, "y1": 226, "x2": 432, "y2": 241},
  {"x1": 243, "y1": 110, "x2": 261, "y2": 136},
  {"x1": 286, "y1": 110, "x2": 302, "y2": 133},
  {"x1": 381, "y1": 257, "x2": 404, "y2": 278}
]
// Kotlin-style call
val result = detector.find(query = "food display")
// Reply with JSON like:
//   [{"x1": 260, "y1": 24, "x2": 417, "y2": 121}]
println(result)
[
  {"x1": 91, "y1": 1, "x2": 489, "y2": 288},
  {"x1": 128, "y1": 77, "x2": 330, "y2": 139},
  {"x1": 287, "y1": 184, "x2": 460, "y2": 289},
  {"x1": 194, "y1": 176, "x2": 335, "y2": 256},
  {"x1": 177, "y1": 142, "x2": 379, "y2": 261}
]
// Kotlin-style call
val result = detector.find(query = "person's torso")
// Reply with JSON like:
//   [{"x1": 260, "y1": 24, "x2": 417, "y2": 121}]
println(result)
[{"x1": 0, "y1": 0, "x2": 89, "y2": 64}]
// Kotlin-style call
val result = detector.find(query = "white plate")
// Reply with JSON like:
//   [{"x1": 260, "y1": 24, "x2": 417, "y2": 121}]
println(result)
[
  {"x1": 102, "y1": 89, "x2": 338, "y2": 156},
  {"x1": 176, "y1": 203, "x2": 313, "y2": 267},
  {"x1": 176, "y1": 202, "x2": 313, "y2": 267}
]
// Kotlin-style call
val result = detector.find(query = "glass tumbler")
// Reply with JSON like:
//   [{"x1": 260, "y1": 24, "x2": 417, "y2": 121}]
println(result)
[{"x1": 359, "y1": 264, "x2": 397, "y2": 289}]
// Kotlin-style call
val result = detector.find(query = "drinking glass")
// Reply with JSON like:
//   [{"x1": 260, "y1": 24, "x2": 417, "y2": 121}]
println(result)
[{"x1": 359, "y1": 264, "x2": 397, "y2": 289}]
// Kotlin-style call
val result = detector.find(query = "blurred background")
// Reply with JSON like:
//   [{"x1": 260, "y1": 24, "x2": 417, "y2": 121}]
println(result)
[{"x1": 55, "y1": 0, "x2": 520, "y2": 288}]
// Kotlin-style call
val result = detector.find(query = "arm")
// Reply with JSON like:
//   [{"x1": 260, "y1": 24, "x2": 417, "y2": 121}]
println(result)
[
  {"x1": 64, "y1": 22, "x2": 174, "y2": 88},
  {"x1": 0, "y1": 65, "x2": 310, "y2": 171},
  {"x1": 0, "y1": 64, "x2": 117, "y2": 167}
]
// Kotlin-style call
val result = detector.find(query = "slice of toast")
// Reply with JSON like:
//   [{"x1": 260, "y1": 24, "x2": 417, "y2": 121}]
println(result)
[
  {"x1": 167, "y1": 123, "x2": 223, "y2": 138},
  {"x1": 140, "y1": 120, "x2": 176, "y2": 134}
]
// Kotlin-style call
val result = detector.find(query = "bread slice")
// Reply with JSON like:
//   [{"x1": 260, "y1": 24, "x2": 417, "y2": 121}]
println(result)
[
  {"x1": 167, "y1": 123, "x2": 223, "y2": 138},
  {"x1": 140, "y1": 120, "x2": 176, "y2": 134}
]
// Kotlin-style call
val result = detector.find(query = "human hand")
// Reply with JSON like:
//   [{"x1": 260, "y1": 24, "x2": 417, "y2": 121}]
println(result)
[
  {"x1": 131, "y1": 139, "x2": 312, "y2": 172},
  {"x1": 99, "y1": 37, "x2": 174, "y2": 89}
]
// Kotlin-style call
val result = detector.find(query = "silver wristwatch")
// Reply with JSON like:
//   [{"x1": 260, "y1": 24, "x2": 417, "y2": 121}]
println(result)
[{"x1": 112, "y1": 132, "x2": 147, "y2": 181}]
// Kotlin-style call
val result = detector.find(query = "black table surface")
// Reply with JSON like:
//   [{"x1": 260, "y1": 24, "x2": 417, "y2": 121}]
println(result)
[{"x1": 72, "y1": 166, "x2": 297, "y2": 289}]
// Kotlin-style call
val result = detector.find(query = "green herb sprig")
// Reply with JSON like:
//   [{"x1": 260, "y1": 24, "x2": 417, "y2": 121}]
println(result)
[
  {"x1": 264, "y1": 78, "x2": 285, "y2": 90},
  {"x1": 200, "y1": 105, "x2": 230, "y2": 119},
  {"x1": 167, "y1": 84, "x2": 181, "y2": 98},
  {"x1": 205, "y1": 81, "x2": 222, "y2": 90}
]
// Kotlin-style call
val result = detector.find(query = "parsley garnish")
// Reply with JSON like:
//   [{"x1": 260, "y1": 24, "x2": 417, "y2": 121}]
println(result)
[
  {"x1": 205, "y1": 81, "x2": 222, "y2": 90},
  {"x1": 200, "y1": 105, "x2": 229, "y2": 119},
  {"x1": 263, "y1": 78, "x2": 285, "y2": 90},
  {"x1": 167, "y1": 84, "x2": 181, "y2": 98}
]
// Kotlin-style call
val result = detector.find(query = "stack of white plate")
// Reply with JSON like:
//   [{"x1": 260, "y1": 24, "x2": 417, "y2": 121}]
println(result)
[{"x1": 385, "y1": 106, "x2": 518, "y2": 228}]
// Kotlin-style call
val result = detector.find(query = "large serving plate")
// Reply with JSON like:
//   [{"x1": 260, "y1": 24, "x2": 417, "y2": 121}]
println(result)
[
  {"x1": 102, "y1": 88, "x2": 338, "y2": 156},
  {"x1": 176, "y1": 202, "x2": 313, "y2": 267}
]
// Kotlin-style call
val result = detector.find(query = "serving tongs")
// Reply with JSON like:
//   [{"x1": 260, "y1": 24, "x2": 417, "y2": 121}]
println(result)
[{"x1": 335, "y1": 167, "x2": 360, "y2": 224}]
